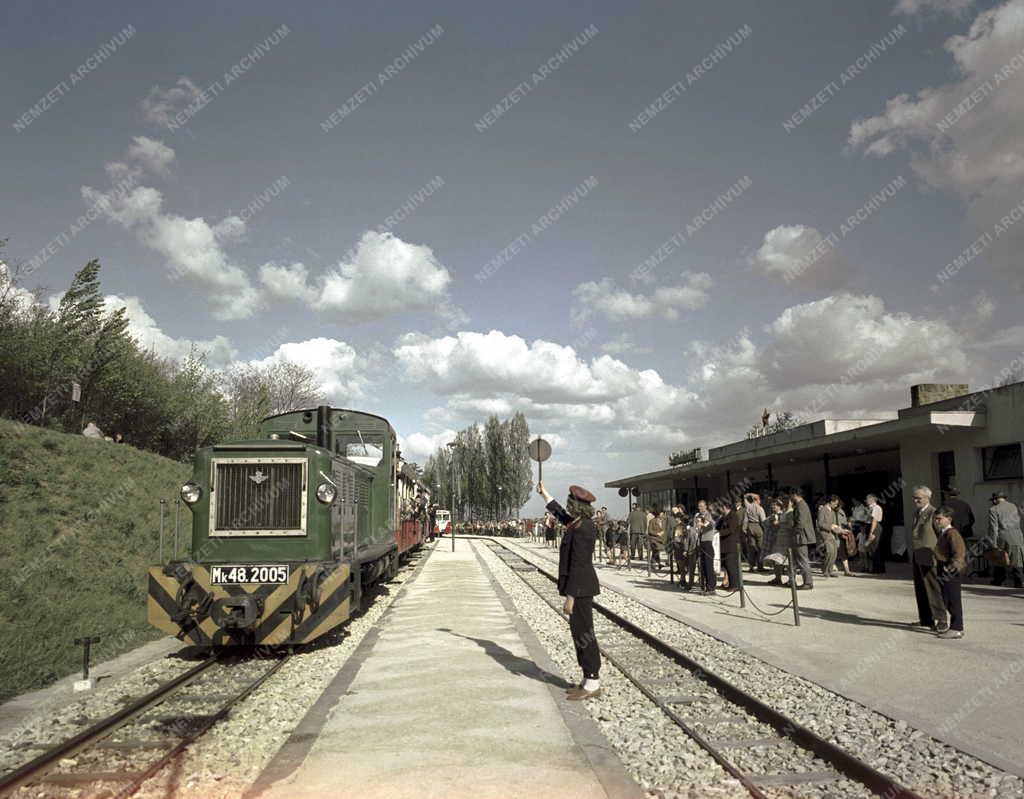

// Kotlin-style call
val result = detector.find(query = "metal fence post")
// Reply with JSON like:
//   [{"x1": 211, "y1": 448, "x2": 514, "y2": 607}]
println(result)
[
  {"x1": 736, "y1": 540, "x2": 746, "y2": 608},
  {"x1": 788, "y1": 546, "x2": 800, "y2": 626},
  {"x1": 173, "y1": 498, "x2": 181, "y2": 558},
  {"x1": 159, "y1": 499, "x2": 166, "y2": 563}
]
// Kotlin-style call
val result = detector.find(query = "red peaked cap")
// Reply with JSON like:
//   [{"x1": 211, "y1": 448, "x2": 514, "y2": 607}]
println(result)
[{"x1": 568, "y1": 484, "x2": 596, "y2": 504}]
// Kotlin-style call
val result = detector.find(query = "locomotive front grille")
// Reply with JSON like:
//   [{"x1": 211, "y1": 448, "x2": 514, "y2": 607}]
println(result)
[{"x1": 210, "y1": 458, "x2": 307, "y2": 537}]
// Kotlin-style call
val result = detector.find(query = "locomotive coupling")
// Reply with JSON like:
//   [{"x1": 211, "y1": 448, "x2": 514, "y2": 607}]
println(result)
[{"x1": 210, "y1": 595, "x2": 262, "y2": 630}]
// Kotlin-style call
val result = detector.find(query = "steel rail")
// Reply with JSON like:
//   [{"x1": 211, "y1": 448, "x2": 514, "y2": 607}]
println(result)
[
  {"x1": 0, "y1": 541, "x2": 433, "y2": 798},
  {"x1": 116, "y1": 653, "x2": 291, "y2": 797},
  {"x1": 0, "y1": 652, "x2": 291, "y2": 799},
  {"x1": 485, "y1": 538, "x2": 927, "y2": 799},
  {"x1": 0, "y1": 655, "x2": 220, "y2": 797}
]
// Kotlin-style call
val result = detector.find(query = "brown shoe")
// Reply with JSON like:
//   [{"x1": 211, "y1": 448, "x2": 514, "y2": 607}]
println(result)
[{"x1": 567, "y1": 687, "x2": 602, "y2": 701}]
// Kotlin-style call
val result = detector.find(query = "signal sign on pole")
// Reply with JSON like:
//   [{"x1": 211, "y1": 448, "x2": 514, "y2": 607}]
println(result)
[
  {"x1": 71, "y1": 382, "x2": 81, "y2": 403},
  {"x1": 527, "y1": 437, "x2": 552, "y2": 484}
]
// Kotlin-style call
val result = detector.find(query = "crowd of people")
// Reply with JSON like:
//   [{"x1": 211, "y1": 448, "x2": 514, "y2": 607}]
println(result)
[
  {"x1": 523, "y1": 484, "x2": 1024, "y2": 641},
  {"x1": 527, "y1": 488, "x2": 891, "y2": 594}
]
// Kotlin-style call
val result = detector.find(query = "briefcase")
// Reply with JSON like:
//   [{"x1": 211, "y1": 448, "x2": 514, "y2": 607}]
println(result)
[{"x1": 984, "y1": 549, "x2": 1010, "y2": 566}]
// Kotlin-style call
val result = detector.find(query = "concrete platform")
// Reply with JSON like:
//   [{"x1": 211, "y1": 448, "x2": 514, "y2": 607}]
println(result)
[
  {"x1": 512, "y1": 539, "x2": 1024, "y2": 778},
  {"x1": 254, "y1": 540, "x2": 639, "y2": 799}
]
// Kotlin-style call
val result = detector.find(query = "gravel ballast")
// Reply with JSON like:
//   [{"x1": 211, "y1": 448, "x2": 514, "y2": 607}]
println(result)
[
  {"x1": 0, "y1": 548, "x2": 430, "y2": 799},
  {"x1": 498, "y1": 539, "x2": 1024, "y2": 799},
  {"x1": 474, "y1": 540, "x2": 747, "y2": 799}
]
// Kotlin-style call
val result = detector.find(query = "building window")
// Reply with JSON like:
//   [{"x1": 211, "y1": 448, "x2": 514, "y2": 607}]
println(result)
[
  {"x1": 981, "y1": 444, "x2": 1023, "y2": 481},
  {"x1": 639, "y1": 489, "x2": 674, "y2": 514}
]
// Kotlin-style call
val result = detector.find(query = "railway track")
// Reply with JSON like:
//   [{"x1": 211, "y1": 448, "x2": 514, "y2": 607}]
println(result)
[
  {"x1": 0, "y1": 651, "x2": 290, "y2": 799},
  {"x1": 483, "y1": 539, "x2": 926, "y2": 799}
]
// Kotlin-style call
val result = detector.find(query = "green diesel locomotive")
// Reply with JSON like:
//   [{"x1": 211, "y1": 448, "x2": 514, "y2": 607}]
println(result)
[{"x1": 147, "y1": 406, "x2": 427, "y2": 647}]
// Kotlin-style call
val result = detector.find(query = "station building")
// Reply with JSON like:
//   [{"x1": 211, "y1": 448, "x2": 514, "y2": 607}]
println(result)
[{"x1": 606, "y1": 383, "x2": 1024, "y2": 552}]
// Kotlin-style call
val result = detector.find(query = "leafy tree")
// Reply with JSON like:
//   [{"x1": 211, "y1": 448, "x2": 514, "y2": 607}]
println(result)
[
  {"x1": 507, "y1": 412, "x2": 532, "y2": 514},
  {"x1": 221, "y1": 360, "x2": 323, "y2": 441},
  {"x1": 746, "y1": 410, "x2": 799, "y2": 439},
  {"x1": 161, "y1": 350, "x2": 230, "y2": 458}
]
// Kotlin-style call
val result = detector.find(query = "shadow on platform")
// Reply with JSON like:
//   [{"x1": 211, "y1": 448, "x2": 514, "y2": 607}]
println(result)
[
  {"x1": 437, "y1": 628, "x2": 574, "y2": 689},
  {"x1": 795, "y1": 606, "x2": 935, "y2": 633}
]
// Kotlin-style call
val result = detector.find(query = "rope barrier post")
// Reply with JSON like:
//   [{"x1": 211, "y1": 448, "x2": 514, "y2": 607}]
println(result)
[
  {"x1": 788, "y1": 546, "x2": 801, "y2": 626},
  {"x1": 736, "y1": 540, "x2": 746, "y2": 608},
  {"x1": 158, "y1": 499, "x2": 166, "y2": 563},
  {"x1": 173, "y1": 497, "x2": 181, "y2": 558}
]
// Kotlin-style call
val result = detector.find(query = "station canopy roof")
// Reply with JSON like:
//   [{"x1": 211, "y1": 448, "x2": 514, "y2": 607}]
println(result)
[{"x1": 605, "y1": 410, "x2": 985, "y2": 488}]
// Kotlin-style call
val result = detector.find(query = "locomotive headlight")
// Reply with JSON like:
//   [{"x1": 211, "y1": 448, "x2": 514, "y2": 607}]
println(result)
[
  {"x1": 316, "y1": 483, "x2": 337, "y2": 504},
  {"x1": 180, "y1": 482, "x2": 202, "y2": 505}
]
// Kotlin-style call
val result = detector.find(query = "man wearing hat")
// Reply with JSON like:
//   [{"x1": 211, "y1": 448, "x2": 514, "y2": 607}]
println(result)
[
  {"x1": 987, "y1": 492, "x2": 1024, "y2": 587},
  {"x1": 537, "y1": 480, "x2": 602, "y2": 700}
]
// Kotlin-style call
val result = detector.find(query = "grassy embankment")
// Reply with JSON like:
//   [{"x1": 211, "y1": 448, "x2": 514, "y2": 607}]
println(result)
[{"x1": 0, "y1": 419, "x2": 189, "y2": 701}]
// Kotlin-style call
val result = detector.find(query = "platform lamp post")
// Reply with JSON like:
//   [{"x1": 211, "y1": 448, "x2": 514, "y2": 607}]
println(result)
[
  {"x1": 497, "y1": 485, "x2": 503, "y2": 526},
  {"x1": 446, "y1": 441, "x2": 456, "y2": 552}
]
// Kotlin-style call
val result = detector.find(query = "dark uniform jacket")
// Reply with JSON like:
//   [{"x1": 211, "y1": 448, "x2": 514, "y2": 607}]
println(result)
[{"x1": 547, "y1": 500, "x2": 600, "y2": 598}]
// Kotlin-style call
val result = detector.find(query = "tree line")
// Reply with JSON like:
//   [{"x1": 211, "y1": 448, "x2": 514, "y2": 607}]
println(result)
[
  {"x1": 0, "y1": 250, "x2": 322, "y2": 460},
  {"x1": 420, "y1": 412, "x2": 532, "y2": 520}
]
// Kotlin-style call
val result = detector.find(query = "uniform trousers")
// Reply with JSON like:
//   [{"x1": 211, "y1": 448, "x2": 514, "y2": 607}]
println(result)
[
  {"x1": 912, "y1": 554, "x2": 947, "y2": 627},
  {"x1": 568, "y1": 595, "x2": 601, "y2": 679},
  {"x1": 699, "y1": 540, "x2": 716, "y2": 591},
  {"x1": 629, "y1": 533, "x2": 645, "y2": 560}
]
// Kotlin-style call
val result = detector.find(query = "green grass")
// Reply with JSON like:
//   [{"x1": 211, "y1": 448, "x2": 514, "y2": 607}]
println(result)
[{"x1": 0, "y1": 419, "x2": 190, "y2": 701}]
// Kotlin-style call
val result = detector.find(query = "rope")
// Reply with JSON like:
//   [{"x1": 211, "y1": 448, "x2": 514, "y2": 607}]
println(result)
[
  {"x1": 705, "y1": 583, "x2": 795, "y2": 617},
  {"x1": 737, "y1": 587, "x2": 796, "y2": 616}
]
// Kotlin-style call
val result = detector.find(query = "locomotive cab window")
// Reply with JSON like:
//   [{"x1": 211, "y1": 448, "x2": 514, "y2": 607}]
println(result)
[{"x1": 335, "y1": 433, "x2": 385, "y2": 467}]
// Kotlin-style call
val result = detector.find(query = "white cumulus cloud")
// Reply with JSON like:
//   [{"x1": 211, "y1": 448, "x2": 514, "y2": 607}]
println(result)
[
  {"x1": 83, "y1": 180, "x2": 262, "y2": 319},
  {"x1": 260, "y1": 231, "x2": 456, "y2": 323},
  {"x1": 142, "y1": 77, "x2": 202, "y2": 127},
  {"x1": 571, "y1": 272, "x2": 712, "y2": 324},
  {"x1": 748, "y1": 224, "x2": 851, "y2": 290},
  {"x1": 850, "y1": 0, "x2": 1024, "y2": 289},
  {"x1": 251, "y1": 337, "x2": 370, "y2": 403},
  {"x1": 102, "y1": 294, "x2": 237, "y2": 367},
  {"x1": 894, "y1": 0, "x2": 975, "y2": 15}
]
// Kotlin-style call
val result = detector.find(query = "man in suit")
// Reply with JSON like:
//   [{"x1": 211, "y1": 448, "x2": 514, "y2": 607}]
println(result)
[
  {"x1": 911, "y1": 485, "x2": 947, "y2": 631},
  {"x1": 988, "y1": 491, "x2": 1024, "y2": 587},
  {"x1": 537, "y1": 481, "x2": 602, "y2": 701},
  {"x1": 817, "y1": 495, "x2": 842, "y2": 577},
  {"x1": 944, "y1": 487, "x2": 975, "y2": 540},
  {"x1": 789, "y1": 487, "x2": 816, "y2": 589},
  {"x1": 717, "y1": 500, "x2": 743, "y2": 591},
  {"x1": 627, "y1": 502, "x2": 647, "y2": 562}
]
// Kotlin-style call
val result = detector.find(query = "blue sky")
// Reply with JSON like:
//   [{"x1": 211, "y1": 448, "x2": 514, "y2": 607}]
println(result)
[{"x1": 4, "y1": 0, "x2": 1023, "y2": 513}]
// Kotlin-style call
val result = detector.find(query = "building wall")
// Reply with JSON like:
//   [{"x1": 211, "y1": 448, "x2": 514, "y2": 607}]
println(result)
[{"x1": 899, "y1": 383, "x2": 1024, "y2": 537}]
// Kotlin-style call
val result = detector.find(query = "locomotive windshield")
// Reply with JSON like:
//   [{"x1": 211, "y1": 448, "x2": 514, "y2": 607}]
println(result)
[{"x1": 335, "y1": 433, "x2": 385, "y2": 467}]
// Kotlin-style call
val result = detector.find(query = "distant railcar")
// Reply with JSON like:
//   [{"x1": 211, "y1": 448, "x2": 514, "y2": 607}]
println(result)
[
  {"x1": 147, "y1": 406, "x2": 424, "y2": 647},
  {"x1": 433, "y1": 509, "x2": 451, "y2": 536}
]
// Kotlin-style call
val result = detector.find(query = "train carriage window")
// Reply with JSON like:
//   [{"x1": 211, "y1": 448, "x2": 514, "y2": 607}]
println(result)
[{"x1": 335, "y1": 433, "x2": 385, "y2": 467}]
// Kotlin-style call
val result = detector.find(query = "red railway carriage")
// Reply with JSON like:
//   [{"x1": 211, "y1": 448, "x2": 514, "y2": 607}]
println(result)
[{"x1": 395, "y1": 459, "x2": 429, "y2": 553}]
